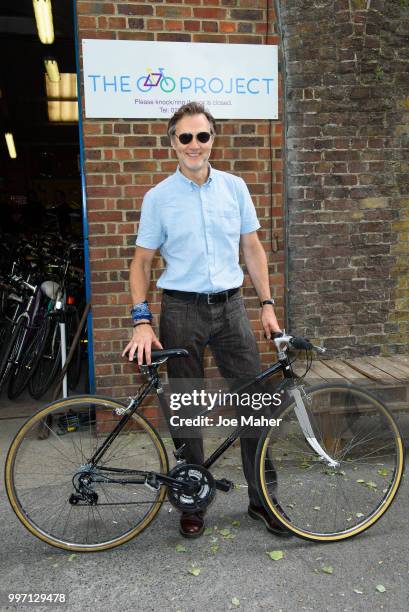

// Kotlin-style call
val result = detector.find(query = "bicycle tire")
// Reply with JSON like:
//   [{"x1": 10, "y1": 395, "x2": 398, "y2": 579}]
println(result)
[
  {"x1": 5, "y1": 395, "x2": 169, "y2": 552},
  {"x1": 7, "y1": 318, "x2": 49, "y2": 400},
  {"x1": 255, "y1": 382, "x2": 405, "y2": 542},
  {"x1": 29, "y1": 315, "x2": 61, "y2": 399},
  {"x1": 0, "y1": 318, "x2": 27, "y2": 393}
]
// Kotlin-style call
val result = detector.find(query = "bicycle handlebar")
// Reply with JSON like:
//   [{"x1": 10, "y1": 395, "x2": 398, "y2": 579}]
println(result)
[
  {"x1": 272, "y1": 331, "x2": 326, "y2": 355},
  {"x1": 10, "y1": 275, "x2": 36, "y2": 294}
]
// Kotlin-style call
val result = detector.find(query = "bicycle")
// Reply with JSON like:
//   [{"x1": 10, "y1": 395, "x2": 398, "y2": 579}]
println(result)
[
  {"x1": 5, "y1": 333, "x2": 405, "y2": 552},
  {"x1": 6, "y1": 244, "x2": 84, "y2": 400}
]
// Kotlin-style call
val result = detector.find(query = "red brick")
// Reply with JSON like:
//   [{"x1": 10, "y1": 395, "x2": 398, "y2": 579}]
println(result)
[
  {"x1": 83, "y1": 135, "x2": 119, "y2": 147},
  {"x1": 157, "y1": 33, "x2": 191, "y2": 42},
  {"x1": 193, "y1": 7, "x2": 227, "y2": 19},
  {"x1": 192, "y1": 34, "x2": 227, "y2": 43},
  {"x1": 156, "y1": 6, "x2": 192, "y2": 17},
  {"x1": 128, "y1": 18, "x2": 145, "y2": 29},
  {"x1": 84, "y1": 123, "x2": 101, "y2": 135},
  {"x1": 86, "y1": 187, "x2": 122, "y2": 198},
  {"x1": 203, "y1": 21, "x2": 218, "y2": 32},
  {"x1": 77, "y1": 2, "x2": 114, "y2": 15},
  {"x1": 78, "y1": 15, "x2": 97, "y2": 28},
  {"x1": 117, "y1": 4, "x2": 153, "y2": 16},
  {"x1": 220, "y1": 21, "x2": 236, "y2": 33},
  {"x1": 165, "y1": 19, "x2": 184, "y2": 30},
  {"x1": 146, "y1": 18, "x2": 164, "y2": 29},
  {"x1": 123, "y1": 161, "x2": 157, "y2": 172},
  {"x1": 117, "y1": 32, "x2": 155, "y2": 41},
  {"x1": 184, "y1": 20, "x2": 200, "y2": 32},
  {"x1": 108, "y1": 17, "x2": 127, "y2": 29},
  {"x1": 86, "y1": 161, "x2": 120, "y2": 173}
]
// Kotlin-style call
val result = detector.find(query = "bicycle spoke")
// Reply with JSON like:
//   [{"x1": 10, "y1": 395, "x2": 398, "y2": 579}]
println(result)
[
  {"x1": 7, "y1": 398, "x2": 168, "y2": 550},
  {"x1": 258, "y1": 384, "x2": 404, "y2": 541}
]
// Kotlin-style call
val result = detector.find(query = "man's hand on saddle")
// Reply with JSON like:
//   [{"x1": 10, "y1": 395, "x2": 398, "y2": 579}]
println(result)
[{"x1": 122, "y1": 324, "x2": 163, "y2": 366}]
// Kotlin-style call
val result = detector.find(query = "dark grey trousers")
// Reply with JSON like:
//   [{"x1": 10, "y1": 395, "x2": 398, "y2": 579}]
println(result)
[{"x1": 159, "y1": 290, "x2": 263, "y2": 506}]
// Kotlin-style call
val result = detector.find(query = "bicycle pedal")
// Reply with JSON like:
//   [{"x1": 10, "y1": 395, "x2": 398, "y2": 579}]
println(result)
[{"x1": 215, "y1": 478, "x2": 234, "y2": 492}]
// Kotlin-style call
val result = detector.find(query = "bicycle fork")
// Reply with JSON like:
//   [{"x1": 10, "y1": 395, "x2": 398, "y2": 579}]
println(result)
[{"x1": 289, "y1": 387, "x2": 340, "y2": 468}]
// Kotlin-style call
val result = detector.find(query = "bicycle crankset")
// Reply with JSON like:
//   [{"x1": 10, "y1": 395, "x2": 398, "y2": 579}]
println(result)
[{"x1": 167, "y1": 464, "x2": 216, "y2": 513}]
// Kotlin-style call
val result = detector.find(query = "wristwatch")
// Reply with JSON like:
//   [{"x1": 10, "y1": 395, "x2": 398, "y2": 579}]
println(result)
[{"x1": 260, "y1": 299, "x2": 275, "y2": 307}]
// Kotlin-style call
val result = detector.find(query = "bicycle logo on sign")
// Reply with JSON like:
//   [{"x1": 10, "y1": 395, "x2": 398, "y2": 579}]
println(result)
[{"x1": 137, "y1": 67, "x2": 176, "y2": 93}]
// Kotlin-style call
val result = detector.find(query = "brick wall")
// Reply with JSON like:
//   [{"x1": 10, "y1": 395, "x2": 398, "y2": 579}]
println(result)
[
  {"x1": 280, "y1": 0, "x2": 409, "y2": 356},
  {"x1": 76, "y1": 1, "x2": 284, "y2": 398}
]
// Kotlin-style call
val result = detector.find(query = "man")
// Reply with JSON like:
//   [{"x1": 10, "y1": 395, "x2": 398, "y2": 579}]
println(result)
[{"x1": 123, "y1": 102, "x2": 290, "y2": 538}]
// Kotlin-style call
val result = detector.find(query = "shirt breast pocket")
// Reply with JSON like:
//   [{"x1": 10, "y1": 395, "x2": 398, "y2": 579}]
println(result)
[{"x1": 220, "y1": 201, "x2": 240, "y2": 219}]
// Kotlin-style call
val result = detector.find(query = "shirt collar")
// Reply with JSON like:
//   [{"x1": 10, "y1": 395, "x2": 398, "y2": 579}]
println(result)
[{"x1": 176, "y1": 164, "x2": 213, "y2": 188}]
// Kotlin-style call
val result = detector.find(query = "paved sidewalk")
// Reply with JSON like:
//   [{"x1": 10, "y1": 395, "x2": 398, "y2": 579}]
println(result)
[{"x1": 0, "y1": 395, "x2": 408, "y2": 612}]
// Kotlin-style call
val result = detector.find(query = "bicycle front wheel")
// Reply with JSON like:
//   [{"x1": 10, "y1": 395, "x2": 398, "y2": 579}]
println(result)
[
  {"x1": 5, "y1": 396, "x2": 169, "y2": 552},
  {"x1": 256, "y1": 383, "x2": 404, "y2": 542}
]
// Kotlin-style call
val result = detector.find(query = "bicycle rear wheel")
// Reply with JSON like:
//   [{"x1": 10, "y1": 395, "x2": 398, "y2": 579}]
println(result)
[
  {"x1": 5, "y1": 396, "x2": 169, "y2": 552},
  {"x1": 28, "y1": 315, "x2": 61, "y2": 398},
  {"x1": 256, "y1": 383, "x2": 404, "y2": 542}
]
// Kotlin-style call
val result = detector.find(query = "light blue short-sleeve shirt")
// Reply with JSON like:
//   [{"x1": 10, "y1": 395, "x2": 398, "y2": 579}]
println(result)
[{"x1": 135, "y1": 165, "x2": 260, "y2": 293}]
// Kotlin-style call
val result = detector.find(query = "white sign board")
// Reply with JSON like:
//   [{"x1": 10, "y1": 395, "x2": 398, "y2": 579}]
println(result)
[{"x1": 82, "y1": 40, "x2": 278, "y2": 119}]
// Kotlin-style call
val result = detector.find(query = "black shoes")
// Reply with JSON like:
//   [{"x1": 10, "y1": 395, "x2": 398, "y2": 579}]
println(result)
[
  {"x1": 248, "y1": 504, "x2": 293, "y2": 537},
  {"x1": 179, "y1": 512, "x2": 205, "y2": 538}
]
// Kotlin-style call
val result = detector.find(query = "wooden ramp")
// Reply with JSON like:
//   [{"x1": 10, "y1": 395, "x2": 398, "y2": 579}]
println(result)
[
  {"x1": 293, "y1": 355, "x2": 409, "y2": 384},
  {"x1": 292, "y1": 355, "x2": 409, "y2": 411}
]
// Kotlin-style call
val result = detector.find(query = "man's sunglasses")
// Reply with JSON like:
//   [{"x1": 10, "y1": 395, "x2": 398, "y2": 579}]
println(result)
[{"x1": 174, "y1": 132, "x2": 212, "y2": 145}]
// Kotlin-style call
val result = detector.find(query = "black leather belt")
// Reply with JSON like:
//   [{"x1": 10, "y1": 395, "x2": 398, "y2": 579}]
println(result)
[{"x1": 163, "y1": 288, "x2": 239, "y2": 305}]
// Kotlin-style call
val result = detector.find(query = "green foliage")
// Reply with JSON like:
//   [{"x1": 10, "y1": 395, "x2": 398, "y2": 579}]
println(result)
[{"x1": 374, "y1": 65, "x2": 384, "y2": 81}]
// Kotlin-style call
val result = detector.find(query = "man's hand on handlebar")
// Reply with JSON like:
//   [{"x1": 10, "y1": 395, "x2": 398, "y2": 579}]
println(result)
[
  {"x1": 122, "y1": 323, "x2": 163, "y2": 366},
  {"x1": 260, "y1": 305, "x2": 281, "y2": 340}
]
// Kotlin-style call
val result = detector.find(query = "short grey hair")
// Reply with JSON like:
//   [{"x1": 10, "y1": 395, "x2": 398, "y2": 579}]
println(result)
[{"x1": 167, "y1": 102, "x2": 217, "y2": 138}]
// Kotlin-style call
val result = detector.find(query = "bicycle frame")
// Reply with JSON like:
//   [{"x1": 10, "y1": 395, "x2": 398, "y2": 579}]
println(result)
[{"x1": 85, "y1": 352, "x2": 339, "y2": 492}]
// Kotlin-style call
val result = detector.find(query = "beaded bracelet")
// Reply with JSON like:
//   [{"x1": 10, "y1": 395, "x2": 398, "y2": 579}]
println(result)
[{"x1": 130, "y1": 300, "x2": 152, "y2": 323}]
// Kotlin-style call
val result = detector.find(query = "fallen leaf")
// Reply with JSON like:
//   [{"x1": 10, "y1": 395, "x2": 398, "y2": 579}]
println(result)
[
  {"x1": 232, "y1": 520, "x2": 241, "y2": 527},
  {"x1": 204, "y1": 527, "x2": 213, "y2": 536},
  {"x1": 378, "y1": 468, "x2": 388, "y2": 477},
  {"x1": 175, "y1": 544, "x2": 186, "y2": 553},
  {"x1": 188, "y1": 567, "x2": 201, "y2": 576},
  {"x1": 68, "y1": 554, "x2": 76, "y2": 562},
  {"x1": 219, "y1": 528, "x2": 231, "y2": 537},
  {"x1": 356, "y1": 512, "x2": 364, "y2": 518},
  {"x1": 322, "y1": 566, "x2": 334, "y2": 574},
  {"x1": 314, "y1": 506, "x2": 321, "y2": 511},
  {"x1": 376, "y1": 584, "x2": 386, "y2": 593},
  {"x1": 231, "y1": 597, "x2": 240, "y2": 607},
  {"x1": 266, "y1": 550, "x2": 284, "y2": 561},
  {"x1": 210, "y1": 545, "x2": 219, "y2": 554}
]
